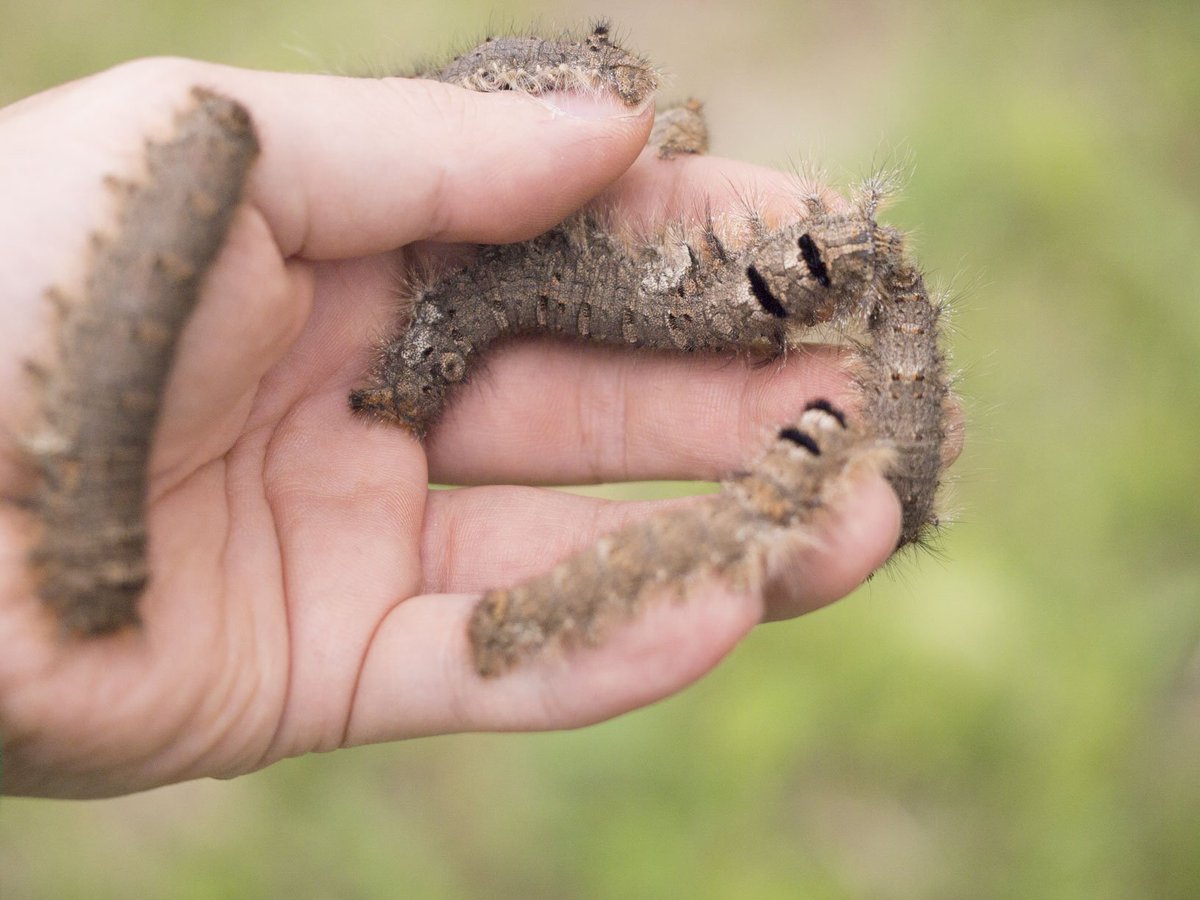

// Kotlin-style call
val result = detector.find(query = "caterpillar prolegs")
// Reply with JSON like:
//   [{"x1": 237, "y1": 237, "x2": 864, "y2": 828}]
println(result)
[{"x1": 351, "y1": 25, "x2": 954, "y2": 676}]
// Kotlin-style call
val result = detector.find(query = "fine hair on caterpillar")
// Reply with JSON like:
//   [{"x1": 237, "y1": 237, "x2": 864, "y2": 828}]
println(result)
[{"x1": 350, "y1": 24, "x2": 956, "y2": 676}]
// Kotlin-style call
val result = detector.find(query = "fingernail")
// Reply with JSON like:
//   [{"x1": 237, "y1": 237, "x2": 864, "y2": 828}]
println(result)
[{"x1": 538, "y1": 91, "x2": 650, "y2": 121}]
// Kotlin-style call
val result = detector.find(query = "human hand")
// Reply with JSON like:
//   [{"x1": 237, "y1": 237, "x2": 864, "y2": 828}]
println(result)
[{"x1": 0, "y1": 59, "x2": 903, "y2": 798}]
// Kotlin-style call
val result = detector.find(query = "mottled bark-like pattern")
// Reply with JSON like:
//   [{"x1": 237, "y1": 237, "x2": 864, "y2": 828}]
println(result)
[
  {"x1": 430, "y1": 24, "x2": 659, "y2": 105},
  {"x1": 26, "y1": 88, "x2": 259, "y2": 634},
  {"x1": 352, "y1": 24, "x2": 953, "y2": 676}
]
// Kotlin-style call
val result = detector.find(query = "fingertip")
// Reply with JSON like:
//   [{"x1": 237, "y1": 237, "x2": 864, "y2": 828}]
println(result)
[
  {"x1": 762, "y1": 471, "x2": 903, "y2": 621},
  {"x1": 536, "y1": 87, "x2": 655, "y2": 122},
  {"x1": 942, "y1": 396, "x2": 966, "y2": 466}
]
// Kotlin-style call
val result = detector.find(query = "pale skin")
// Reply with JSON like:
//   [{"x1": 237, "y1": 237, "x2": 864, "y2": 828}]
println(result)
[{"x1": 0, "y1": 58, "x2": 931, "y2": 798}]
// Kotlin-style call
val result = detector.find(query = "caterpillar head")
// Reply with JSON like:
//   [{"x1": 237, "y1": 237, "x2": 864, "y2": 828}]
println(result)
[{"x1": 743, "y1": 215, "x2": 904, "y2": 327}]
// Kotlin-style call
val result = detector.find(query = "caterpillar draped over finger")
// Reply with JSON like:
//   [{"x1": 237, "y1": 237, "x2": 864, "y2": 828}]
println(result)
[{"x1": 351, "y1": 24, "x2": 955, "y2": 677}]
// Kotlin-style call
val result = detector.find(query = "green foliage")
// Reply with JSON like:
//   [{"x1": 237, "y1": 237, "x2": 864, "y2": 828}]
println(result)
[{"x1": 3, "y1": 1, "x2": 1199, "y2": 897}]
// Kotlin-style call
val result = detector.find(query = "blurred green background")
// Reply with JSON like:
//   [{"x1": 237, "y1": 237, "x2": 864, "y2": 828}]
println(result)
[{"x1": 3, "y1": 0, "x2": 1198, "y2": 896}]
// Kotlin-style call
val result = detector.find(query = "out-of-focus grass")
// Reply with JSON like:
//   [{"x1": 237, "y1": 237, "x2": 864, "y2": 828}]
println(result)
[{"x1": 3, "y1": 1, "x2": 1199, "y2": 897}]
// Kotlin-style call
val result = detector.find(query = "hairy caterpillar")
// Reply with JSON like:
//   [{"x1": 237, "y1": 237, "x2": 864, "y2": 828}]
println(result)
[
  {"x1": 23, "y1": 88, "x2": 259, "y2": 634},
  {"x1": 431, "y1": 23, "x2": 659, "y2": 105},
  {"x1": 469, "y1": 401, "x2": 893, "y2": 676},
  {"x1": 351, "y1": 25, "x2": 954, "y2": 676},
  {"x1": 350, "y1": 22, "x2": 955, "y2": 676}
]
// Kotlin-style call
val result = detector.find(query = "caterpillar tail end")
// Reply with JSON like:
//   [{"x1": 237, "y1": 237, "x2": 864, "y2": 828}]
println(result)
[{"x1": 348, "y1": 384, "x2": 429, "y2": 439}]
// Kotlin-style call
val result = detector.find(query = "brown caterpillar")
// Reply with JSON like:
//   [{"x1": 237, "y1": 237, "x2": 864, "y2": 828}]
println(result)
[
  {"x1": 351, "y1": 25, "x2": 953, "y2": 676},
  {"x1": 469, "y1": 401, "x2": 893, "y2": 676},
  {"x1": 23, "y1": 87, "x2": 259, "y2": 634},
  {"x1": 647, "y1": 97, "x2": 709, "y2": 158},
  {"x1": 430, "y1": 22, "x2": 659, "y2": 105}
]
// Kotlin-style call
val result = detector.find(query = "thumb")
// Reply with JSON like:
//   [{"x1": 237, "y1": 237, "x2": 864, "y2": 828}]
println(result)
[{"x1": 196, "y1": 63, "x2": 656, "y2": 258}]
